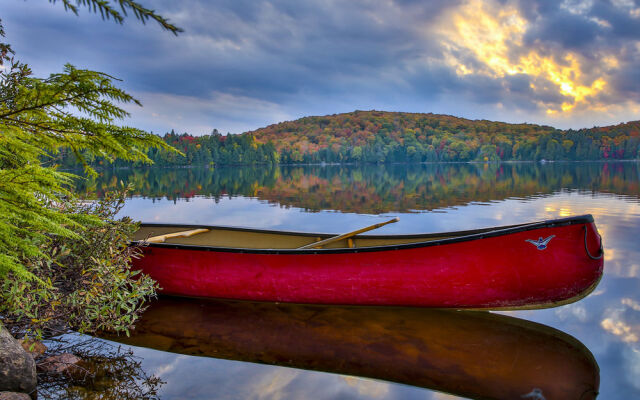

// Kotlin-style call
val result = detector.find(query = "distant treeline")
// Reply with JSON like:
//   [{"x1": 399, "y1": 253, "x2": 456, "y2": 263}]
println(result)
[
  {"x1": 51, "y1": 111, "x2": 640, "y2": 167},
  {"x1": 51, "y1": 129, "x2": 279, "y2": 169}
]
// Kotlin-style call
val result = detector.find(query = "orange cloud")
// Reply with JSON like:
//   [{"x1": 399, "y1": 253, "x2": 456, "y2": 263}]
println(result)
[{"x1": 438, "y1": 0, "x2": 616, "y2": 115}]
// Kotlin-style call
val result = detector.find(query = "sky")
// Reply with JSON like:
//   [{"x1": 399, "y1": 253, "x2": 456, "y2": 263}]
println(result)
[{"x1": 2, "y1": 0, "x2": 640, "y2": 135}]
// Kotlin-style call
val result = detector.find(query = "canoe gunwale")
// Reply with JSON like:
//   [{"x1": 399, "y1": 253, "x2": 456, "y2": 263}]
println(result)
[{"x1": 133, "y1": 214, "x2": 595, "y2": 255}]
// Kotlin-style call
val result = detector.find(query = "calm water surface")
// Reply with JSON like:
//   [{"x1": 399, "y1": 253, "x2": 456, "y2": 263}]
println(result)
[{"x1": 81, "y1": 162, "x2": 639, "y2": 399}]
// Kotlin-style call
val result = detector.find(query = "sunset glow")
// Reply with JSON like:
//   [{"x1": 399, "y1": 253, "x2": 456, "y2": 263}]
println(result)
[{"x1": 440, "y1": 0, "x2": 614, "y2": 115}]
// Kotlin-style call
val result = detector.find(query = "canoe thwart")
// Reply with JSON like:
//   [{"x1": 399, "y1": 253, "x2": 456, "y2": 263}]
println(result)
[
  {"x1": 146, "y1": 228, "x2": 210, "y2": 244},
  {"x1": 297, "y1": 217, "x2": 399, "y2": 249}
]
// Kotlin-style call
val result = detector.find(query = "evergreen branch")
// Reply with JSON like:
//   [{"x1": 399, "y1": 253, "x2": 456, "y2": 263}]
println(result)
[
  {"x1": 49, "y1": 0, "x2": 183, "y2": 35},
  {"x1": 116, "y1": 0, "x2": 184, "y2": 35},
  {"x1": 1, "y1": 4, "x2": 172, "y2": 345}
]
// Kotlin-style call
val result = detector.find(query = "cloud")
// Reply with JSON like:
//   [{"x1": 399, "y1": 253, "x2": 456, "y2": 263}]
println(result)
[
  {"x1": 2, "y1": 0, "x2": 640, "y2": 132},
  {"x1": 437, "y1": 0, "x2": 614, "y2": 114},
  {"x1": 126, "y1": 90, "x2": 292, "y2": 135},
  {"x1": 525, "y1": 10, "x2": 602, "y2": 49}
]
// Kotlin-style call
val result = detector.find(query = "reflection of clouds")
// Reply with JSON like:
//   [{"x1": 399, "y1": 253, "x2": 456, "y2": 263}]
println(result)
[
  {"x1": 152, "y1": 355, "x2": 187, "y2": 377},
  {"x1": 249, "y1": 369, "x2": 299, "y2": 400},
  {"x1": 601, "y1": 317, "x2": 639, "y2": 343},
  {"x1": 544, "y1": 205, "x2": 574, "y2": 217},
  {"x1": 342, "y1": 376, "x2": 390, "y2": 398},
  {"x1": 623, "y1": 298, "x2": 640, "y2": 312},
  {"x1": 124, "y1": 343, "x2": 436, "y2": 400},
  {"x1": 625, "y1": 348, "x2": 640, "y2": 391},
  {"x1": 121, "y1": 196, "x2": 293, "y2": 228},
  {"x1": 605, "y1": 247, "x2": 616, "y2": 263},
  {"x1": 606, "y1": 256, "x2": 640, "y2": 279},
  {"x1": 601, "y1": 299, "x2": 640, "y2": 343},
  {"x1": 431, "y1": 392, "x2": 465, "y2": 400},
  {"x1": 555, "y1": 303, "x2": 588, "y2": 323},
  {"x1": 607, "y1": 300, "x2": 640, "y2": 392}
]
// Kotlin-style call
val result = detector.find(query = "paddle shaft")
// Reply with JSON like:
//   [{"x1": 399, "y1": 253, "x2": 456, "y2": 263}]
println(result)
[
  {"x1": 297, "y1": 217, "x2": 399, "y2": 249},
  {"x1": 146, "y1": 228, "x2": 210, "y2": 243}
]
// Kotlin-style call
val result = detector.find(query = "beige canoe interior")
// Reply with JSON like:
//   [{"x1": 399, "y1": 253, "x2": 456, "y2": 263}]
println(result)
[{"x1": 133, "y1": 224, "x2": 519, "y2": 250}]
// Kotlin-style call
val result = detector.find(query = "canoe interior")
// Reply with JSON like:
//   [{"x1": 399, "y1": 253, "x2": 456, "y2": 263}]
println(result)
[{"x1": 133, "y1": 222, "x2": 534, "y2": 250}]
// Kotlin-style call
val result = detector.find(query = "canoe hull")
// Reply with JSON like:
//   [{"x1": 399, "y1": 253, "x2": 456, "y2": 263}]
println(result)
[{"x1": 133, "y1": 216, "x2": 604, "y2": 309}]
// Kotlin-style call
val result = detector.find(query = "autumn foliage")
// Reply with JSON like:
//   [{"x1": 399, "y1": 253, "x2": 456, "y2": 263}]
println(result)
[
  {"x1": 54, "y1": 111, "x2": 640, "y2": 167},
  {"x1": 250, "y1": 111, "x2": 640, "y2": 163}
]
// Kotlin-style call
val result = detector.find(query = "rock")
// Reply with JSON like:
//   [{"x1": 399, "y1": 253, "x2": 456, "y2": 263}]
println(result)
[
  {"x1": 37, "y1": 353, "x2": 82, "y2": 376},
  {"x1": 16, "y1": 341, "x2": 46, "y2": 358},
  {"x1": 0, "y1": 392, "x2": 31, "y2": 400},
  {"x1": 0, "y1": 322, "x2": 36, "y2": 394}
]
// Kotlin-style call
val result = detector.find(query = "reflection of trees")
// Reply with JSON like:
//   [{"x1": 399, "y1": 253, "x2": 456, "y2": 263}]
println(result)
[
  {"x1": 74, "y1": 166, "x2": 280, "y2": 202},
  {"x1": 74, "y1": 162, "x2": 640, "y2": 213},
  {"x1": 38, "y1": 337, "x2": 163, "y2": 400}
]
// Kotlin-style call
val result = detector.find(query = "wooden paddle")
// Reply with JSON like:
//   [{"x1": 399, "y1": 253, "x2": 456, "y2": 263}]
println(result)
[
  {"x1": 146, "y1": 228, "x2": 210, "y2": 243},
  {"x1": 297, "y1": 217, "x2": 399, "y2": 249}
]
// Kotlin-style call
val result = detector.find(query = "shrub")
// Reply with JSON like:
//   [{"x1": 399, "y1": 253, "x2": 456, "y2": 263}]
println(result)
[{"x1": 0, "y1": 186, "x2": 157, "y2": 339}]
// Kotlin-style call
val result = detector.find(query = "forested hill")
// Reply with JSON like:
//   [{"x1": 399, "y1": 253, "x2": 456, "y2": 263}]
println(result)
[
  {"x1": 52, "y1": 111, "x2": 640, "y2": 168},
  {"x1": 249, "y1": 111, "x2": 640, "y2": 163}
]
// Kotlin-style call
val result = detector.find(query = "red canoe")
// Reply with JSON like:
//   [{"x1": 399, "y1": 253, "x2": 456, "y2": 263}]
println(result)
[{"x1": 132, "y1": 214, "x2": 604, "y2": 309}]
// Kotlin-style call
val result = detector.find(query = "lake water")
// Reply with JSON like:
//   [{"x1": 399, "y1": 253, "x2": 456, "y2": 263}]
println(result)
[{"x1": 75, "y1": 162, "x2": 640, "y2": 399}]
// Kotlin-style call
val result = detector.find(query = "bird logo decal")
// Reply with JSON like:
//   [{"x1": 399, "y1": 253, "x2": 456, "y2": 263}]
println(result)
[{"x1": 525, "y1": 235, "x2": 555, "y2": 250}]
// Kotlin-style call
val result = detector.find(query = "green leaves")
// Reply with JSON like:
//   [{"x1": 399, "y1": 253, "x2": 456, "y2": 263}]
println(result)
[
  {"x1": 49, "y1": 0, "x2": 183, "y2": 35},
  {"x1": 1, "y1": 63, "x2": 174, "y2": 175},
  {"x1": 0, "y1": 22, "x2": 177, "y2": 279},
  {"x1": 0, "y1": 16, "x2": 177, "y2": 339},
  {"x1": 1, "y1": 187, "x2": 159, "y2": 339}
]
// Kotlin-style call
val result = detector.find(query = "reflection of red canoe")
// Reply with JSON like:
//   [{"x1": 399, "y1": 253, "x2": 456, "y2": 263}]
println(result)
[
  {"x1": 132, "y1": 215, "x2": 604, "y2": 309},
  {"x1": 106, "y1": 297, "x2": 599, "y2": 400}
]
